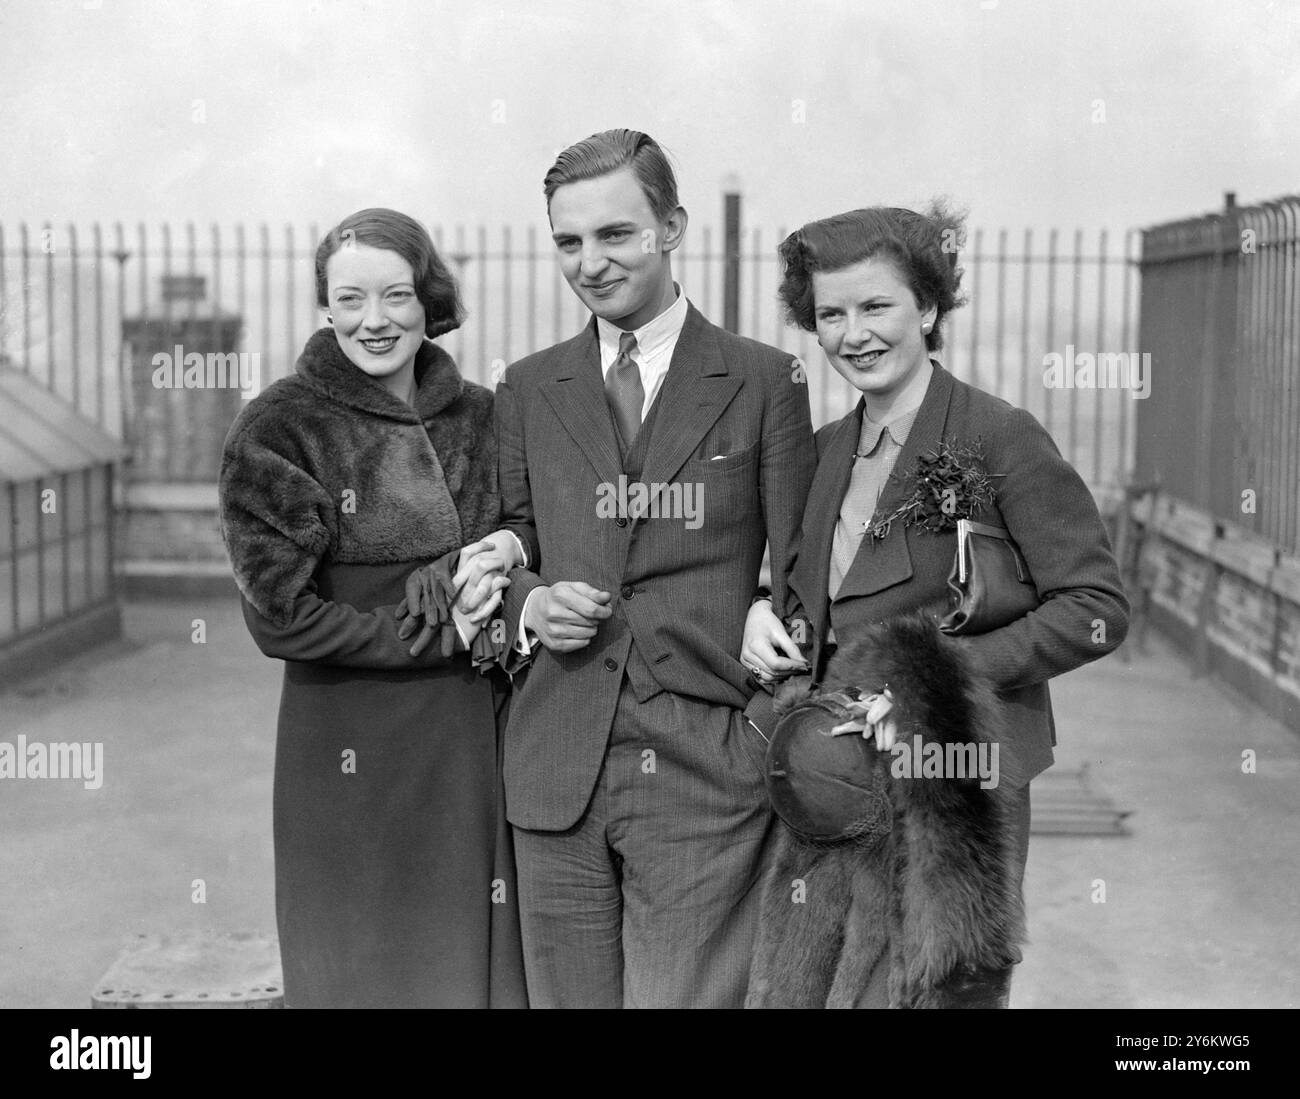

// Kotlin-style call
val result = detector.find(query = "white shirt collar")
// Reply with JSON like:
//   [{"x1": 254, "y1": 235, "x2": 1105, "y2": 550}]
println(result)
[{"x1": 595, "y1": 284, "x2": 688, "y2": 360}]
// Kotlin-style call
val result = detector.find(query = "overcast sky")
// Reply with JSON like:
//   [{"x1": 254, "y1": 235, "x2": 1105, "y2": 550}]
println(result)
[{"x1": 2, "y1": 0, "x2": 1297, "y2": 237}]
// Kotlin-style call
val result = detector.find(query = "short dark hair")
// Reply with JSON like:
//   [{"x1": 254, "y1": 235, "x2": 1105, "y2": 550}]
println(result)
[
  {"x1": 543, "y1": 129, "x2": 680, "y2": 222},
  {"x1": 777, "y1": 202, "x2": 967, "y2": 351},
  {"x1": 315, "y1": 208, "x2": 465, "y2": 339}
]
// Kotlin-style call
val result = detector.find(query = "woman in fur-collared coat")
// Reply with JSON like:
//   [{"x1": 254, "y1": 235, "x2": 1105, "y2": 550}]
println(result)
[{"x1": 219, "y1": 209, "x2": 531, "y2": 1008}]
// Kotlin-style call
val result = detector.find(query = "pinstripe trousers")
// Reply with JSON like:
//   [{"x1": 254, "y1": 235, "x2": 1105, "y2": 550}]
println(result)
[{"x1": 511, "y1": 654, "x2": 777, "y2": 1008}]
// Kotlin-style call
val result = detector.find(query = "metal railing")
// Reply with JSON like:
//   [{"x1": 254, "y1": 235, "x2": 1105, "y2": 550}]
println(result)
[
  {"x1": 0, "y1": 219, "x2": 1140, "y2": 491},
  {"x1": 1136, "y1": 193, "x2": 1300, "y2": 553}
]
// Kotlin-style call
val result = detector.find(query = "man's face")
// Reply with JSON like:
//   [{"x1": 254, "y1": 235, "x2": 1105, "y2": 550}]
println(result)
[{"x1": 548, "y1": 167, "x2": 683, "y2": 330}]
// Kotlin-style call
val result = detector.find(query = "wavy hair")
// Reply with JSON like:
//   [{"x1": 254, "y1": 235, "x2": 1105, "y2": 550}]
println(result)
[
  {"x1": 777, "y1": 201, "x2": 968, "y2": 351},
  {"x1": 315, "y1": 208, "x2": 465, "y2": 339}
]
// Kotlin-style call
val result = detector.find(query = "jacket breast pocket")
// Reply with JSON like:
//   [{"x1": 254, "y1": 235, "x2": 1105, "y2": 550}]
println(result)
[{"x1": 686, "y1": 440, "x2": 759, "y2": 476}]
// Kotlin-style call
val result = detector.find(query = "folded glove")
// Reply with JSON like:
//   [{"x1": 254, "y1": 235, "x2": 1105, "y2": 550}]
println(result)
[{"x1": 395, "y1": 549, "x2": 462, "y2": 659}]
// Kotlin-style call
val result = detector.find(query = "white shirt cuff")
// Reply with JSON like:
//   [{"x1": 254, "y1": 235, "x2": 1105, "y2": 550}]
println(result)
[
  {"x1": 505, "y1": 531, "x2": 529, "y2": 570},
  {"x1": 515, "y1": 588, "x2": 541, "y2": 655}
]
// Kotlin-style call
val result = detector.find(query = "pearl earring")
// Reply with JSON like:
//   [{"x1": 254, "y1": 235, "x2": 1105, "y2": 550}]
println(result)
[{"x1": 326, "y1": 313, "x2": 334, "y2": 323}]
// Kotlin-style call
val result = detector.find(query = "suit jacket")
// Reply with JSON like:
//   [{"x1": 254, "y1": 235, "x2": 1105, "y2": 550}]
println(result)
[
  {"x1": 786, "y1": 362, "x2": 1129, "y2": 790},
  {"x1": 496, "y1": 303, "x2": 816, "y2": 830}
]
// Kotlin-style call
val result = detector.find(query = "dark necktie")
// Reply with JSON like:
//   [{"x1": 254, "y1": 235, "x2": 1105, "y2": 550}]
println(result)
[{"x1": 605, "y1": 330, "x2": 644, "y2": 449}]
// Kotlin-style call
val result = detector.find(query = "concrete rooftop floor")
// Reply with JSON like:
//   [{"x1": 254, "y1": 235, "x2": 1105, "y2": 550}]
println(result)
[{"x1": 1, "y1": 596, "x2": 1297, "y2": 1008}]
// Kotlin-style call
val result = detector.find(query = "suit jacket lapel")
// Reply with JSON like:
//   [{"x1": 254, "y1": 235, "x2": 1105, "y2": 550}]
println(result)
[
  {"x1": 639, "y1": 304, "x2": 743, "y2": 494},
  {"x1": 832, "y1": 362, "x2": 954, "y2": 603},
  {"x1": 539, "y1": 319, "x2": 624, "y2": 485},
  {"x1": 793, "y1": 407, "x2": 859, "y2": 636}
]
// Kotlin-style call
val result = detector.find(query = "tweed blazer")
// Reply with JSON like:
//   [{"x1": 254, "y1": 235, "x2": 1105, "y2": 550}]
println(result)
[{"x1": 785, "y1": 362, "x2": 1129, "y2": 790}]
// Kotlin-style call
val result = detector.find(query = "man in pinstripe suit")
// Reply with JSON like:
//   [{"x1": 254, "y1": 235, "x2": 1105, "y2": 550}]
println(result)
[{"x1": 492, "y1": 130, "x2": 816, "y2": 1007}]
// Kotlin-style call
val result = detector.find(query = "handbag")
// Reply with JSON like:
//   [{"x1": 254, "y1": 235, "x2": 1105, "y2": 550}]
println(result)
[{"x1": 938, "y1": 518, "x2": 1038, "y2": 635}]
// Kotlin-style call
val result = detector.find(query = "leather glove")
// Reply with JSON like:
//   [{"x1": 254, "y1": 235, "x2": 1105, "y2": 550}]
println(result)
[{"x1": 394, "y1": 550, "x2": 460, "y2": 659}]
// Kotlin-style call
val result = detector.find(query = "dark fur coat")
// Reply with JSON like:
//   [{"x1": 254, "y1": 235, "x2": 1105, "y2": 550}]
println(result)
[
  {"x1": 746, "y1": 614, "x2": 1026, "y2": 1009},
  {"x1": 217, "y1": 329, "x2": 530, "y2": 1007},
  {"x1": 220, "y1": 327, "x2": 505, "y2": 627}
]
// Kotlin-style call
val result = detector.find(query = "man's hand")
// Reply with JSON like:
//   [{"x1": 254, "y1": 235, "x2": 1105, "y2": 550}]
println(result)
[
  {"x1": 740, "y1": 598, "x2": 808, "y2": 684},
  {"x1": 830, "y1": 689, "x2": 898, "y2": 751},
  {"x1": 522, "y1": 581, "x2": 613, "y2": 653}
]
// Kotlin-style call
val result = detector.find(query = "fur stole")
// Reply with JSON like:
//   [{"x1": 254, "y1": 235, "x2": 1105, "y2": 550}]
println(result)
[
  {"x1": 219, "y1": 327, "x2": 500, "y2": 626},
  {"x1": 746, "y1": 614, "x2": 1026, "y2": 1008}
]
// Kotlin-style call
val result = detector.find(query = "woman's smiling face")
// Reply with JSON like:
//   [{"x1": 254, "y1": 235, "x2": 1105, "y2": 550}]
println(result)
[
  {"x1": 325, "y1": 243, "x2": 426, "y2": 380},
  {"x1": 812, "y1": 256, "x2": 937, "y2": 400}
]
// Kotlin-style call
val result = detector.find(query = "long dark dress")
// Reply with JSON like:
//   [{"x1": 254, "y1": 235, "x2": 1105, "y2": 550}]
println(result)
[{"x1": 220, "y1": 328, "x2": 529, "y2": 1008}]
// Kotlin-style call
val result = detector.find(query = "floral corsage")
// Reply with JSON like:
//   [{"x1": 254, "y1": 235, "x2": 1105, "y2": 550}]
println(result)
[{"x1": 866, "y1": 438, "x2": 1000, "y2": 540}]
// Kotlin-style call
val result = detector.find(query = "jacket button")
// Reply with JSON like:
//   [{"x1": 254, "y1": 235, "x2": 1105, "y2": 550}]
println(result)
[
  {"x1": 603, "y1": 657, "x2": 619, "y2": 672},
  {"x1": 621, "y1": 585, "x2": 635, "y2": 599},
  {"x1": 615, "y1": 517, "x2": 628, "y2": 528}
]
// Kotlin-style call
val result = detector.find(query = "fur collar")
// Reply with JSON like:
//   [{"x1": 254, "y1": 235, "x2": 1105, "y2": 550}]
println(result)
[
  {"x1": 220, "y1": 329, "x2": 502, "y2": 628},
  {"x1": 294, "y1": 327, "x2": 464, "y2": 423}
]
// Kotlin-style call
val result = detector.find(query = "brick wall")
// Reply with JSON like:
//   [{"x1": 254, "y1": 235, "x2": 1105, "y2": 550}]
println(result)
[
  {"x1": 1276, "y1": 604, "x2": 1300, "y2": 697},
  {"x1": 1206, "y1": 570, "x2": 1275, "y2": 678},
  {"x1": 1146, "y1": 536, "x2": 1205, "y2": 628},
  {"x1": 1140, "y1": 494, "x2": 1300, "y2": 730}
]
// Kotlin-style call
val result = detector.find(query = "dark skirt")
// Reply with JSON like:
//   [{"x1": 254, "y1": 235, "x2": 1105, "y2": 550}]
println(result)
[{"x1": 270, "y1": 565, "x2": 526, "y2": 1008}]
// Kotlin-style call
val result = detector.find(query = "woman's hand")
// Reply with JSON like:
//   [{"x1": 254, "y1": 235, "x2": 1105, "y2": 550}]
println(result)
[
  {"x1": 394, "y1": 541, "x2": 512, "y2": 657},
  {"x1": 453, "y1": 538, "x2": 516, "y2": 625},
  {"x1": 741, "y1": 598, "x2": 809, "y2": 685},
  {"x1": 830, "y1": 688, "x2": 898, "y2": 751},
  {"x1": 462, "y1": 530, "x2": 526, "y2": 574}
]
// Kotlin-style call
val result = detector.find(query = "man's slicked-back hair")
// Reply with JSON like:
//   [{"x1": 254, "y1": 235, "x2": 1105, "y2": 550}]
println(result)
[{"x1": 543, "y1": 129, "x2": 680, "y2": 222}]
